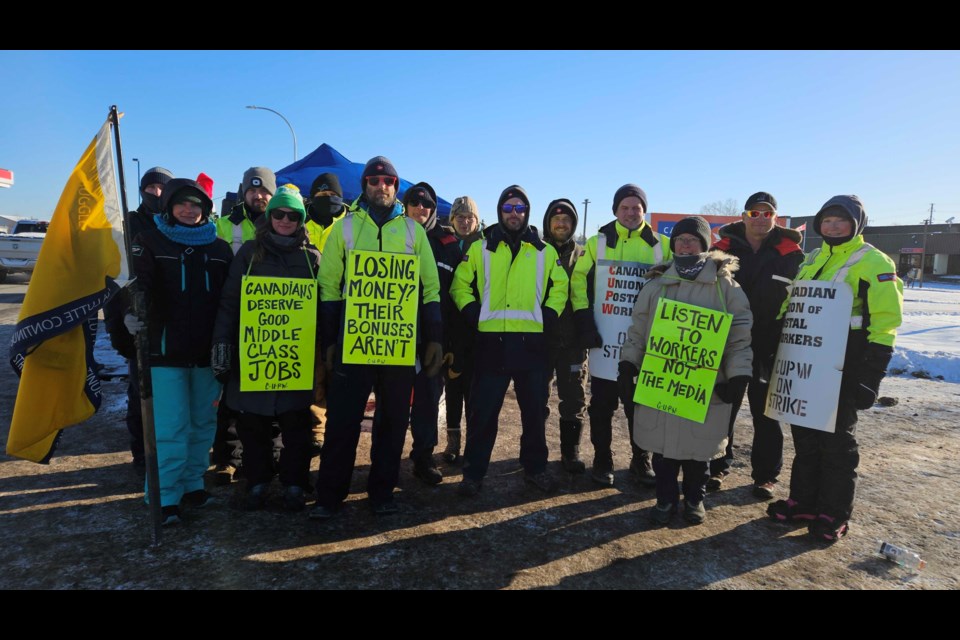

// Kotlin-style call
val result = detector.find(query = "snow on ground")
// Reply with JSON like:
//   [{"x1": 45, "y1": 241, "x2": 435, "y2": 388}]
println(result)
[{"x1": 890, "y1": 281, "x2": 960, "y2": 383}]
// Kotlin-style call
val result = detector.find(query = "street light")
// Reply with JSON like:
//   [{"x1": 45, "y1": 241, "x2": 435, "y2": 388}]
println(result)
[
  {"x1": 132, "y1": 157, "x2": 141, "y2": 204},
  {"x1": 246, "y1": 105, "x2": 298, "y2": 163}
]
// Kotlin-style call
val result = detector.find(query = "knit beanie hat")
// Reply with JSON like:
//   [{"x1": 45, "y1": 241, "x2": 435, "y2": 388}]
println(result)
[
  {"x1": 242, "y1": 166, "x2": 277, "y2": 196},
  {"x1": 266, "y1": 184, "x2": 307, "y2": 224},
  {"x1": 612, "y1": 183, "x2": 648, "y2": 213},
  {"x1": 670, "y1": 216, "x2": 712, "y2": 253}
]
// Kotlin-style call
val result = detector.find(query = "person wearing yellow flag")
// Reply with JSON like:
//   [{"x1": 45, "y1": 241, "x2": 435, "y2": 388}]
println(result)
[
  {"x1": 211, "y1": 185, "x2": 320, "y2": 512},
  {"x1": 127, "y1": 179, "x2": 233, "y2": 525},
  {"x1": 310, "y1": 156, "x2": 443, "y2": 519}
]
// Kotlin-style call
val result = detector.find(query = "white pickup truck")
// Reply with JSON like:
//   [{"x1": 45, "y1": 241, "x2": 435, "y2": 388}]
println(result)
[{"x1": 0, "y1": 220, "x2": 48, "y2": 282}]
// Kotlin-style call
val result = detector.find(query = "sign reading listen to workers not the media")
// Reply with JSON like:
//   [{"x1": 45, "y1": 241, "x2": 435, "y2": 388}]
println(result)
[
  {"x1": 239, "y1": 276, "x2": 316, "y2": 392},
  {"x1": 634, "y1": 298, "x2": 732, "y2": 423},
  {"x1": 765, "y1": 280, "x2": 851, "y2": 433},
  {"x1": 342, "y1": 249, "x2": 420, "y2": 366}
]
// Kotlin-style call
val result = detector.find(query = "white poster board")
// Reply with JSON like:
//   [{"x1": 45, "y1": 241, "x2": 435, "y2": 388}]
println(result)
[
  {"x1": 588, "y1": 258, "x2": 653, "y2": 380},
  {"x1": 764, "y1": 279, "x2": 852, "y2": 432}
]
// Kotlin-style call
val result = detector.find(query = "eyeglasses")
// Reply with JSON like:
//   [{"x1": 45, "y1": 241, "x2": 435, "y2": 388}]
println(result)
[
  {"x1": 501, "y1": 203, "x2": 528, "y2": 214},
  {"x1": 270, "y1": 209, "x2": 301, "y2": 222},
  {"x1": 406, "y1": 198, "x2": 434, "y2": 209},
  {"x1": 745, "y1": 210, "x2": 775, "y2": 218},
  {"x1": 366, "y1": 176, "x2": 397, "y2": 187}
]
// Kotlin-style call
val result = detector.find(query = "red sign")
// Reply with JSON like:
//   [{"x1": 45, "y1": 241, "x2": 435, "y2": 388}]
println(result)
[
  {"x1": 900, "y1": 247, "x2": 923, "y2": 254},
  {"x1": 0, "y1": 168, "x2": 13, "y2": 188}
]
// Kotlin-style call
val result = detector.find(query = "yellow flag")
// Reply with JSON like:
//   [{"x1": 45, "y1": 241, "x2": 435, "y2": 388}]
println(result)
[{"x1": 7, "y1": 118, "x2": 127, "y2": 462}]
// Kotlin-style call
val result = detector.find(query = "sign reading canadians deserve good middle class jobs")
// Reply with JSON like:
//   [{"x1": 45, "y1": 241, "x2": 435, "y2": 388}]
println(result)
[
  {"x1": 240, "y1": 276, "x2": 317, "y2": 391},
  {"x1": 634, "y1": 298, "x2": 732, "y2": 423},
  {"x1": 342, "y1": 249, "x2": 420, "y2": 366}
]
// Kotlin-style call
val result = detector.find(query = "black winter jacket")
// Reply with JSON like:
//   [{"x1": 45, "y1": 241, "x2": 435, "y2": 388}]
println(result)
[
  {"x1": 212, "y1": 233, "x2": 321, "y2": 416},
  {"x1": 712, "y1": 222, "x2": 803, "y2": 377},
  {"x1": 131, "y1": 226, "x2": 233, "y2": 368}
]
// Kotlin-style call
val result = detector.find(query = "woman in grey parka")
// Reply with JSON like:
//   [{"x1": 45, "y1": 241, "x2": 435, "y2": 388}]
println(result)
[{"x1": 619, "y1": 217, "x2": 753, "y2": 525}]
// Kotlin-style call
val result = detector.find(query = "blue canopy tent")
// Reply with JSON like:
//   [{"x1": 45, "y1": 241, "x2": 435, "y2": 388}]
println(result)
[{"x1": 275, "y1": 143, "x2": 451, "y2": 218}]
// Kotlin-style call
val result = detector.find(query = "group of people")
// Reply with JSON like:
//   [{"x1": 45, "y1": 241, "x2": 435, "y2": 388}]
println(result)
[{"x1": 105, "y1": 160, "x2": 903, "y2": 544}]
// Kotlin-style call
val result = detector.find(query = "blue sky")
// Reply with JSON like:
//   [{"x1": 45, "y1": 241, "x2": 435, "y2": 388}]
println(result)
[{"x1": 2, "y1": 50, "x2": 959, "y2": 233}]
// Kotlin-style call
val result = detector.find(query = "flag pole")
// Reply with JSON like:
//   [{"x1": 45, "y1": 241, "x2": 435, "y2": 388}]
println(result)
[{"x1": 109, "y1": 105, "x2": 163, "y2": 545}]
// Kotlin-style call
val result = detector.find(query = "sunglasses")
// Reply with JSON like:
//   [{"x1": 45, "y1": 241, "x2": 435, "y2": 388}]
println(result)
[
  {"x1": 366, "y1": 176, "x2": 397, "y2": 187},
  {"x1": 745, "y1": 210, "x2": 775, "y2": 218},
  {"x1": 270, "y1": 209, "x2": 301, "y2": 222},
  {"x1": 407, "y1": 197, "x2": 434, "y2": 209},
  {"x1": 501, "y1": 203, "x2": 528, "y2": 214}
]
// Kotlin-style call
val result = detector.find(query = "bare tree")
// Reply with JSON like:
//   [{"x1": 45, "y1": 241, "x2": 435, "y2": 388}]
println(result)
[{"x1": 699, "y1": 198, "x2": 740, "y2": 216}]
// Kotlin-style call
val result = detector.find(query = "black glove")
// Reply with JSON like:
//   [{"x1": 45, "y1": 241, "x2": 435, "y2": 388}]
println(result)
[
  {"x1": 461, "y1": 301, "x2": 481, "y2": 329},
  {"x1": 542, "y1": 306, "x2": 559, "y2": 336},
  {"x1": 618, "y1": 361, "x2": 639, "y2": 405},
  {"x1": 855, "y1": 343, "x2": 893, "y2": 410},
  {"x1": 574, "y1": 309, "x2": 603, "y2": 350},
  {"x1": 715, "y1": 375, "x2": 750, "y2": 404},
  {"x1": 211, "y1": 342, "x2": 234, "y2": 384}
]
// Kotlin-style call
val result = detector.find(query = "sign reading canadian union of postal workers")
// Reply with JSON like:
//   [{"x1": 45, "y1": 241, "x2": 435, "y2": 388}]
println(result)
[
  {"x1": 634, "y1": 298, "x2": 732, "y2": 424},
  {"x1": 589, "y1": 258, "x2": 654, "y2": 380},
  {"x1": 342, "y1": 249, "x2": 420, "y2": 366},
  {"x1": 240, "y1": 276, "x2": 317, "y2": 392},
  {"x1": 765, "y1": 279, "x2": 852, "y2": 432}
]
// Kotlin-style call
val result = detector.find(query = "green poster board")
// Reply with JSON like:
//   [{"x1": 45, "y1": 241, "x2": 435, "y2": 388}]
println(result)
[
  {"x1": 342, "y1": 249, "x2": 420, "y2": 366},
  {"x1": 239, "y1": 276, "x2": 317, "y2": 392},
  {"x1": 633, "y1": 298, "x2": 732, "y2": 423}
]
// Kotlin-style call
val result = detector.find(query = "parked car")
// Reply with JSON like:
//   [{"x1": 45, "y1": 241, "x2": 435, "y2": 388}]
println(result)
[{"x1": 0, "y1": 220, "x2": 48, "y2": 282}]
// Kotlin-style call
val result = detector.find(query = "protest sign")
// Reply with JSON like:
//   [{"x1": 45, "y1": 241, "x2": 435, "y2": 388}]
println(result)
[
  {"x1": 342, "y1": 249, "x2": 420, "y2": 366},
  {"x1": 240, "y1": 276, "x2": 317, "y2": 391},
  {"x1": 589, "y1": 258, "x2": 653, "y2": 380},
  {"x1": 634, "y1": 298, "x2": 732, "y2": 423},
  {"x1": 765, "y1": 280, "x2": 852, "y2": 432}
]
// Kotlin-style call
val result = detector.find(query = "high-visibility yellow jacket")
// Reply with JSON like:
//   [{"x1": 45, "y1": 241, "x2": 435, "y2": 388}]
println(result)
[
  {"x1": 215, "y1": 204, "x2": 260, "y2": 255},
  {"x1": 571, "y1": 219, "x2": 671, "y2": 311},
  {"x1": 318, "y1": 198, "x2": 441, "y2": 352},
  {"x1": 780, "y1": 235, "x2": 903, "y2": 348},
  {"x1": 451, "y1": 225, "x2": 568, "y2": 333},
  {"x1": 305, "y1": 211, "x2": 344, "y2": 254}
]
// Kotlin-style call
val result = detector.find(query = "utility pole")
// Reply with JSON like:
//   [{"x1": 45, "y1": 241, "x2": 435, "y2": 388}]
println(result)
[
  {"x1": 919, "y1": 203, "x2": 933, "y2": 289},
  {"x1": 582, "y1": 198, "x2": 590, "y2": 244}
]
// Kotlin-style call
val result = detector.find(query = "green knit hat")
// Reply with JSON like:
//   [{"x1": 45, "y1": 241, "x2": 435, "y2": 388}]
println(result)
[{"x1": 265, "y1": 183, "x2": 307, "y2": 223}]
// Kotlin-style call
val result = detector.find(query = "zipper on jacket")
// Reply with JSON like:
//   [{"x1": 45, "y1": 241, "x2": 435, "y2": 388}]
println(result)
[
  {"x1": 180, "y1": 253, "x2": 186, "y2": 292},
  {"x1": 204, "y1": 253, "x2": 210, "y2": 292}
]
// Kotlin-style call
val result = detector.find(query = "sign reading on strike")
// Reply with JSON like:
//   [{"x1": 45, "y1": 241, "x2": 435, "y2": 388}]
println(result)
[
  {"x1": 765, "y1": 280, "x2": 851, "y2": 432},
  {"x1": 634, "y1": 298, "x2": 732, "y2": 424},
  {"x1": 589, "y1": 259, "x2": 652, "y2": 380},
  {"x1": 239, "y1": 276, "x2": 317, "y2": 392},
  {"x1": 342, "y1": 249, "x2": 420, "y2": 366}
]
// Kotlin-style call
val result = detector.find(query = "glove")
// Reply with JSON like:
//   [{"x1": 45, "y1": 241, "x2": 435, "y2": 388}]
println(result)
[
  {"x1": 855, "y1": 343, "x2": 893, "y2": 410},
  {"x1": 461, "y1": 301, "x2": 481, "y2": 329},
  {"x1": 423, "y1": 341, "x2": 444, "y2": 377},
  {"x1": 618, "y1": 361, "x2": 639, "y2": 405},
  {"x1": 715, "y1": 375, "x2": 750, "y2": 404},
  {"x1": 542, "y1": 306, "x2": 559, "y2": 337},
  {"x1": 442, "y1": 352, "x2": 462, "y2": 380},
  {"x1": 574, "y1": 309, "x2": 603, "y2": 350},
  {"x1": 123, "y1": 313, "x2": 145, "y2": 336},
  {"x1": 211, "y1": 342, "x2": 233, "y2": 384}
]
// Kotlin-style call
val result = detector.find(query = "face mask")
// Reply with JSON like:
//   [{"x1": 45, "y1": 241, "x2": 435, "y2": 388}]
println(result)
[
  {"x1": 141, "y1": 191, "x2": 162, "y2": 214},
  {"x1": 313, "y1": 195, "x2": 343, "y2": 215}
]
